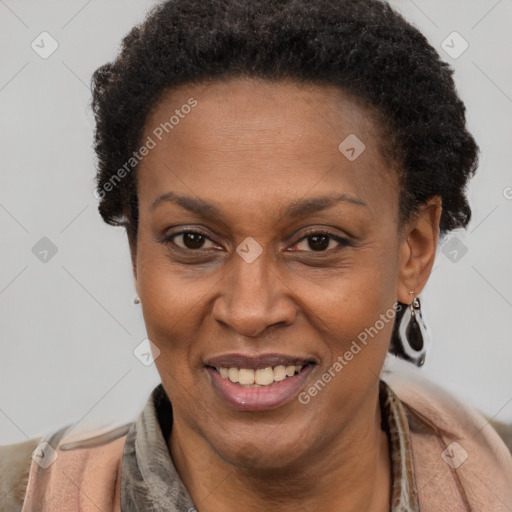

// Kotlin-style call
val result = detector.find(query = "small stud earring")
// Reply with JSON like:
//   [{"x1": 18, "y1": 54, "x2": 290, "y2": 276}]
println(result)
[{"x1": 133, "y1": 296, "x2": 141, "y2": 304}]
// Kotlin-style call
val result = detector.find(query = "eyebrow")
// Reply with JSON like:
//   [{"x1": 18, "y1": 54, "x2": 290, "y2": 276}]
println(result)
[{"x1": 150, "y1": 191, "x2": 367, "y2": 220}]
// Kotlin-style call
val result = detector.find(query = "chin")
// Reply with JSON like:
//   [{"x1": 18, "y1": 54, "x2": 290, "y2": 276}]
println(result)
[{"x1": 211, "y1": 425, "x2": 311, "y2": 472}]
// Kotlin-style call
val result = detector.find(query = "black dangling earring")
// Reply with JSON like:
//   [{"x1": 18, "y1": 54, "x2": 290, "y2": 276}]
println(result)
[{"x1": 390, "y1": 296, "x2": 428, "y2": 366}]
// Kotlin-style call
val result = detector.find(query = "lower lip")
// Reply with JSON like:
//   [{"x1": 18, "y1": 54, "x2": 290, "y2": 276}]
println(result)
[{"x1": 206, "y1": 364, "x2": 315, "y2": 411}]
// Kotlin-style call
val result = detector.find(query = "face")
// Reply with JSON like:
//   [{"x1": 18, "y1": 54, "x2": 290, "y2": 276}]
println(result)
[{"x1": 134, "y1": 77, "x2": 407, "y2": 470}]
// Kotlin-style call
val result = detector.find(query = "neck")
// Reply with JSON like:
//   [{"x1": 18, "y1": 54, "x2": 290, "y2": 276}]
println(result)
[{"x1": 169, "y1": 385, "x2": 391, "y2": 512}]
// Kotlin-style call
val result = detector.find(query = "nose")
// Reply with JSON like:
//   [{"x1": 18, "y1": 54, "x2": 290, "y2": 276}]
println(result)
[{"x1": 212, "y1": 247, "x2": 297, "y2": 338}]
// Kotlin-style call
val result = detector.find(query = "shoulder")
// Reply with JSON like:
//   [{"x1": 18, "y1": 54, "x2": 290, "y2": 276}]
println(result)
[
  {"x1": 1, "y1": 421, "x2": 133, "y2": 511},
  {"x1": 381, "y1": 358, "x2": 512, "y2": 506},
  {"x1": 487, "y1": 417, "x2": 512, "y2": 454},
  {"x1": 382, "y1": 358, "x2": 512, "y2": 461},
  {"x1": 0, "y1": 436, "x2": 41, "y2": 511}
]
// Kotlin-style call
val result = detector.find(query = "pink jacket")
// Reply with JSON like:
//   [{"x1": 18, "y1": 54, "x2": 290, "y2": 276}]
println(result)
[{"x1": 2, "y1": 367, "x2": 512, "y2": 511}]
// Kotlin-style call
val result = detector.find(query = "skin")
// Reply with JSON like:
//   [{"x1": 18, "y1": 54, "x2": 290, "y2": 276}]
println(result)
[{"x1": 132, "y1": 77, "x2": 441, "y2": 511}]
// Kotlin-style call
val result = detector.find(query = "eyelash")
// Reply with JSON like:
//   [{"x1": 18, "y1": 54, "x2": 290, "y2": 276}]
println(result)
[{"x1": 160, "y1": 228, "x2": 351, "y2": 254}]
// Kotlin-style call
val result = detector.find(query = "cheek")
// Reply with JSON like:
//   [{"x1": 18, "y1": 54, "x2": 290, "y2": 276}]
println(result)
[
  {"x1": 306, "y1": 245, "x2": 399, "y2": 402},
  {"x1": 311, "y1": 244, "x2": 399, "y2": 334},
  {"x1": 136, "y1": 224, "x2": 210, "y2": 319},
  {"x1": 135, "y1": 239, "x2": 202, "y2": 359},
  {"x1": 138, "y1": 268, "x2": 208, "y2": 357}
]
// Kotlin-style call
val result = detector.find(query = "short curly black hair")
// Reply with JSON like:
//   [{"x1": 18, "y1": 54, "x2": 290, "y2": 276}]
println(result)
[{"x1": 91, "y1": 0, "x2": 478, "y2": 251}]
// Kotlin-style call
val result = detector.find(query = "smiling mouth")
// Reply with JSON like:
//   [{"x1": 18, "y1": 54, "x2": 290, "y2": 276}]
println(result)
[
  {"x1": 204, "y1": 354, "x2": 318, "y2": 410},
  {"x1": 211, "y1": 363, "x2": 314, "y2": 387}
]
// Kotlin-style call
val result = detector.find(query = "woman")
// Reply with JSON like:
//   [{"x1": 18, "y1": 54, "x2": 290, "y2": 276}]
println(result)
[{"x1": 2, "y1": 0, "x2": 511, "y2": 510}]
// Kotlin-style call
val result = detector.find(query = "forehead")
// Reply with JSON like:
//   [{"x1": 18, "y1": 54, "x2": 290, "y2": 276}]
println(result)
[{"x1": 136, "y1": 77, "x2": 398, "y2": 222}]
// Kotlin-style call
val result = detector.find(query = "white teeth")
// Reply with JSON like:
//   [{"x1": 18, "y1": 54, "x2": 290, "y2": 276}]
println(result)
[
  {"x1": 228, "y1": 367, "x2": 239, "y2": 383},
  {"x1": 238, "y1": 368, "x2": 255, "y2": 385},
  {"x1": 254, "y1": 367, "x2": 274, "y2": 385},
  {"x1": 218, "y1": 364, "x2": 306, "y2": 386},
  {"x1": 285, "y1": 365, "x2": 296, "y2": 377},
  {"x1": 274, "y1": 365, "x2": 287, "y2": 381}
]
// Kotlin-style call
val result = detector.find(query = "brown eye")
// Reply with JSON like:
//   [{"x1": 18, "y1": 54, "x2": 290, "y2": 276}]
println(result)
[
  {"x1": 291, "y1": 230, "x2": 350, "y2": 253},
  {"x1": 163, "y1": 230, "x2": 217, "y2": 251},
  {"x1": 305, "y1": 234, "x2": 330, "y2": 251}
]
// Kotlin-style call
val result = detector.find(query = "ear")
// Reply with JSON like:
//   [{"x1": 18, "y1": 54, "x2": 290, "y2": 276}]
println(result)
[{"x1": 397, "y1": 196, "x2": 442, "y2": 303}]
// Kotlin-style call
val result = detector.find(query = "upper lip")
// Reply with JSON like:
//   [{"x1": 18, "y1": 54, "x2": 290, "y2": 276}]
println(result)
[{"x1": 205, "y1": 353, "x2": 317, "y2": 370}]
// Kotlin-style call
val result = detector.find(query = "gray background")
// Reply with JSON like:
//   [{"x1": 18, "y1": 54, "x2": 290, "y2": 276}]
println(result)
[{"x1": 1, "y1": 0, "x2": 511, "y2": 445}]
